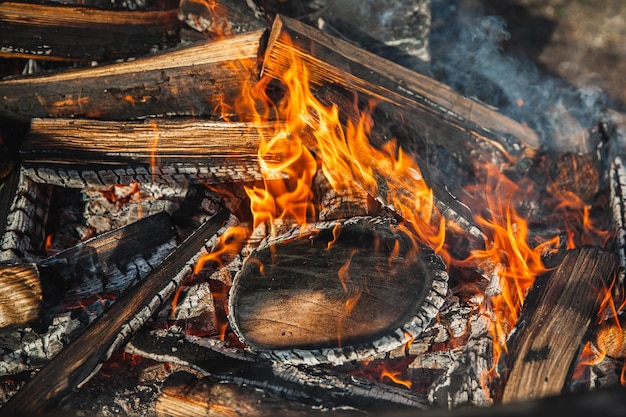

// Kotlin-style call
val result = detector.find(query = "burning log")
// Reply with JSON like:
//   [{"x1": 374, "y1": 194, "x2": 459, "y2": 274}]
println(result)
[
  {"x1": 261, "y1": 15, "x2": 540, "y2": 172},
  {"x1": 228, "y1": 215, "x2": 448, "y2": 365},
  {"x1": 0, "y1": 209, "x2": 230, "y2": 415},
  {"x1": 0, "y1": 29, "x2": 263, "y2": 121},
  {"x1": 0, "y1": 211, "x2": 177, "y2": 330},
  {"x1": 19, "y1": 118, "x2": 281, "y2": 189},
  {"x1": 498, "y1": 247, "x2": 618, "y2": 403},
  {"x1": 0, "y1": 2, "x2": 182, "y2": 61}
]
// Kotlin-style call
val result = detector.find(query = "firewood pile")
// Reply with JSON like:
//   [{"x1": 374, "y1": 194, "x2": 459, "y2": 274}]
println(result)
[{"x1": 1, "y1": 0, "x2": 626, "y2": 416}]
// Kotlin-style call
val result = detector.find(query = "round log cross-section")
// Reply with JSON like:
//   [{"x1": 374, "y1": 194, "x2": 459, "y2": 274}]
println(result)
[{"x1": 228, "y1": 216, "x2": 449, "y2": 365}]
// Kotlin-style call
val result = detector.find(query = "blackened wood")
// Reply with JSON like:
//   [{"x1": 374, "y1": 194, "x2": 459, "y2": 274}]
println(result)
[
  {"x1": 0, "y1": 209, "x2": 230, "y2": 416},
  {"x1": 20, "y1": 118, "x2": 280, "y2": 188},
  {"x1": 178, "y1": 0, "x2": 265, "y2": 37},
  {"x1": 229, "y1": 215, "x2": 448, "y2": 365},
  {"x1": 36, "y1": 211, "x2": 177, "y2": 329},
  {"x1": 126, "y1": 329, "x2": 430, "y2": 411},
  {"x1": 262, "y1": 15, "x2": 540, "y2": 170},
  {"x1": 0, "y1": 30, "x2": 263, "y2": 121},
  {"x1": 0, "y1": 2, "x2": 182, "y2": 61},
  {"x1": 498, "y1": 247, "x2": 618, "y2": 404}
]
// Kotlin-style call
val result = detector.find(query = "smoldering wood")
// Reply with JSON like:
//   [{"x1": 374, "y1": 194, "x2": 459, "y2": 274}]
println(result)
[
  {"x1": 261, "y1": 15, "x2": 540, "y2": 173},
  {"x1": 0, "y1": 2, "x2": 182, "y2": 61},
  {"x1": 20, "y1": 118, "x2": 282, "y2": 189},
  {"x1": 0, "y1": 209, "x2": 230, "y2": 415},
  {"x1": 427, "y1": 308, "x2": 495, "y2": 408},
  {"x1": 498, "y1": 247, "x2": 618, "y2": 404},
  {"x1": 0, "y1": 167, "x2": 53, "y2": 263},
  {"x1": 228, "y1": 215, "x2": 448, "y2": 366},
  {"x1": 0, "y1": 29, "x2": 263, "y2": 121},
  {"x1": 126, "y1": 328, "x2": 430, "y2": 412},
  {"x1": 178, "y1": 0, "x2": 265, "y2": 37}
]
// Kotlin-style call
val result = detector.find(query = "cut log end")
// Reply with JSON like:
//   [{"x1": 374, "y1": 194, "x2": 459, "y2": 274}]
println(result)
[
  {"x1": 229, "y1": 215, "x2": 448, "y2": 364},
  {"x1": 0, "y1": 263, "x2": 42, "y2": 328}
]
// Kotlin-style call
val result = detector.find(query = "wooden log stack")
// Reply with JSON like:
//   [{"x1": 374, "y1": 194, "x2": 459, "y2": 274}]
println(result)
[{"x1": 0, "y1": 0, "x2": 624, "y2": 416}]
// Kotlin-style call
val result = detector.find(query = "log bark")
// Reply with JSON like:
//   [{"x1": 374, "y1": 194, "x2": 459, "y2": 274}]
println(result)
[
  {"x1": 498, "y1": 247, "x2": 618, "y2": 404},
  {"x1": 0, "y1": 209, "x2": 230, "y2": 416},
  {"x1": 261, "y1": 15, "x2": 540, "y2": 172},
  {"x1": 229, "y1": 215, "x2": 448, "y2": 365},
  {"x1": 20, "y1": 118, "x2": 281, "y2": 189},
  {"x1": 0, "y1": 29, "x2": 264, "y2": 121},
  {"x1": 0, "y1": 2, "x2": 182, "y2": 61}
]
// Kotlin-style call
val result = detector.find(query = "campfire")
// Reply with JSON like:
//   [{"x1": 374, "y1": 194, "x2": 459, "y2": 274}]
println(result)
[{"x1": 1, "y1": 0, "x2": 626, "y2": 416}]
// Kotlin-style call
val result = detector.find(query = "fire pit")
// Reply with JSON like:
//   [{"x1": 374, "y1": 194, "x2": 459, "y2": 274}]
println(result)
[{"x1": 1, "y1": 0, "x2": 626, "y2": 416}]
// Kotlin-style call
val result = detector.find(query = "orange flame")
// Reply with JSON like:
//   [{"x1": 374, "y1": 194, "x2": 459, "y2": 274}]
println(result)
[
  {"x1": 462, "y1": 165, "x2": 559, "y2": 376},
  {"x1": 237, "y1": 36, "x2": 444, "y2": 255},
  {"x1": 171, "y1": 226, "x2": 249, "y2": 318}
]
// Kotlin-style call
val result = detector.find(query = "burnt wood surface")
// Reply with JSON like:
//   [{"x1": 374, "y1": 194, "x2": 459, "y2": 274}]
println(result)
[
  {"x1": 0, "y1": 209, "x2": 230, "y2": 416},
  {"x1": 497, "y1": 247, "x2": 618, "y2": 403},
  {"x1": 229, "y1": 215, "x2": 448, "y2": 365},
  {"x1": 0, "y1": 2, "x2": 182, "y2": 61},
  {"x1": 0, "y1": 168, "x2": 53, "y2": 263},
  {"x1": 261, "y1": 15, "x2": 540, "y2": 171},
  {"x1": 126, "y1": 329, "x2": 430, "y2": 412},
  {"x1": 19, "y1": 118, "x2": 280, "y2": 188},
  {"x1": 0, "y1": 29, "x2": 263, "y2": 121}
]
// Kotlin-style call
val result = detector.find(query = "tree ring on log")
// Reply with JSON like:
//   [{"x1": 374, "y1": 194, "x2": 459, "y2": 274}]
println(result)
[{"x1": 228, "y1": 215, "x2": 449, "y2": 365}]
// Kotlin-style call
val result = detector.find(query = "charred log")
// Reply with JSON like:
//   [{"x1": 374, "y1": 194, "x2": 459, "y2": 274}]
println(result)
[{"x1": 1, "y1": 209, "x2": 230, "y2": 415}]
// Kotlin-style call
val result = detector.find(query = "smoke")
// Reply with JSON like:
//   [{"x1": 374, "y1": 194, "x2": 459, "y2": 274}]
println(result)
[{"x1": 429, "y1": 0, "x2": 607, "y2": 151}]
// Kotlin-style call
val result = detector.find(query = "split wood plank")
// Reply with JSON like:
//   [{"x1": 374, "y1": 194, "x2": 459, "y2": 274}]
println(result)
[
  {"x1": 498, "y1": 246, "x2": 618, "y2": 403},
  {"x1": 0, "y1": 29, "x2": 264, "y2": 121},
  {"x1": 0, "y1": 2, "x2": 182, "y2": 61},
  {"x1": 0, "y1": 209, "x2": 230, "y2": 416},
  {"x1": 262, "y1": 15, "x2": 540, "y2": 169},
  {"x1": 19, "y1": 118, "x2": 282, "y2": 188}
]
